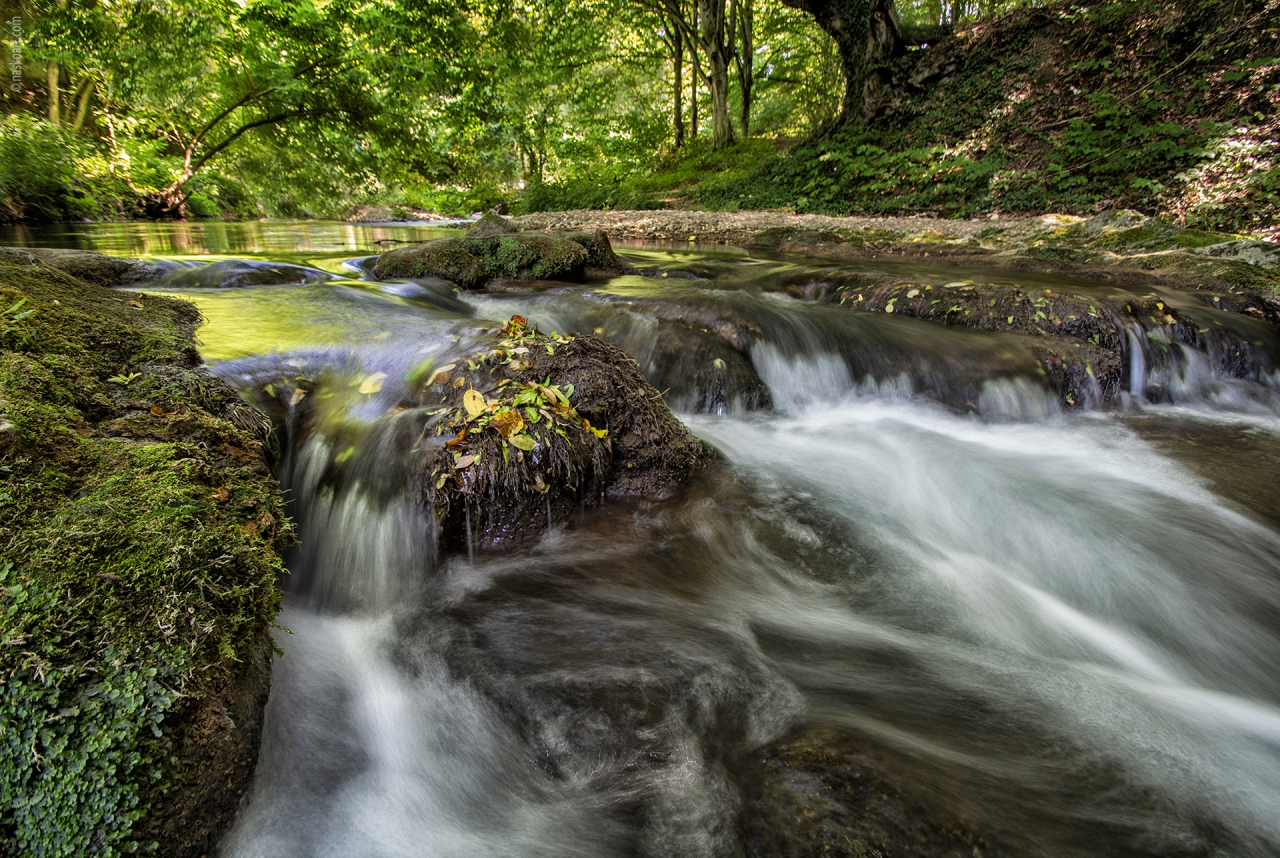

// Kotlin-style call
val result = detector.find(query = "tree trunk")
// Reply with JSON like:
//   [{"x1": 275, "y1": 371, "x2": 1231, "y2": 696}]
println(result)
[
  {"x1": 47, "y1": 62, "x2": 60, "y2": 125},
  {"x1": 670, "y1": 14, "x2": 685, "y2": 147},
  {"x1": 697, "y1": 0, "x2": 736, "y2": 149},
  {"x1": 70, "y1": 73, "x2": 94, "y2": 132},
  {"x1": 689, "y1": 7, "x2": 700, "y2": 141},
  {"x1": 781, "y1": 0, "x2": 904, "y2": 125},
  {"x1": 950, "y1": 0, "x2": 963, "y2": 23},
  {"x1": 735, "y1": 0, "x2": 754, "y2": 138}
]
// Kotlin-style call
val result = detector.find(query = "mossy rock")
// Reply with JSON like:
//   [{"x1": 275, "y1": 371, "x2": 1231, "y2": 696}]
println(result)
[
  {"x1": 0, "y1": 255, "x2": 289, "y2": 857},
  {"x1": 373, "y1": 234, "x2": 588, "y2": 288},
  {"x1": 372, "y1": 238, "x2": 490, "y2": 288},
  {"x1": 550, "y1": 229, "x2": 631, "y2": 273},
  {"x1": 464, "y1": 210, "x2": 515, "y2": 238},
  {"x1": 0, "y1": 246, "x2": 161, "y2": 288},
  {"x1": 399, "y1": 317, "x2": 709, "y2": 551},
  {"x1": 458, "y1": 234, "x2": 588, "y2": 282}
]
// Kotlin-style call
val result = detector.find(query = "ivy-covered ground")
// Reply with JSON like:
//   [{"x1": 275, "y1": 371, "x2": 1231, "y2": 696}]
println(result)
[
  {"x1": 0, "y1": 250, "x2": 289, "y2": 856},
  {"x1": 530, "y1": 0, "x2": 1277, "y2": 239}
]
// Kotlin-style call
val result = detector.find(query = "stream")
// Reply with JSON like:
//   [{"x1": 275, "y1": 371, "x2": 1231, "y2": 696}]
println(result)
[{"x1": 10, "y1": 221, "x2": 1280, "y2": 857}]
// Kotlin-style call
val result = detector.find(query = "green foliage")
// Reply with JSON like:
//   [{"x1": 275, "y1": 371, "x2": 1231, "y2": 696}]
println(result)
[
  {"x1": 696, "y1": 0, "x2": 1278, "y2": 232},
  {"x1": 1, "y1": 656, "x2": 180, "y2": 857}
]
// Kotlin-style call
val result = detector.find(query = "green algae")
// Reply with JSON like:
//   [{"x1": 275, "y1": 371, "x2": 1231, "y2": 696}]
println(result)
[{"x1": 0, "y1": 255, "x2": 289, "y2": 856}]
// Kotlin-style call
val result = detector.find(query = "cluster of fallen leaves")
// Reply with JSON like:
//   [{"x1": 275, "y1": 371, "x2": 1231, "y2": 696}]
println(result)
[{"x1": 424, "y1": 316, "x2": 608, "y2": 493}]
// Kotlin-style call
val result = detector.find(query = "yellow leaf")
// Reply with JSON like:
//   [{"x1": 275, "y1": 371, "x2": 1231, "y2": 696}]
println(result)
[
  {"x1": 358, "y1": 372, "x2": 387, "y2": 394},
  {"x1": 464, "y1": 389, "x2": 486, "y2": 417},
  {"x1": 509, "y1": 433, "x2": 535, "y2": 451},
  {"x1": 489, "y1": 409, "x2": 525, "y2": 438}
]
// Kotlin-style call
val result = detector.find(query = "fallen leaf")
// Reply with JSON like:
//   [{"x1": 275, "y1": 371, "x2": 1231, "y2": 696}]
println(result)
[
  {"x1": 906, "y1": 288, "x2": 920, "y2": 298},
  {"x1": 510, "y1": 314, "x2": 527, "y2": 327},
  {"x1": 464, "y1": 389, "x2": 486, "y2": 418},
  {"x1": 213, "y1": 487, "x2": 231, "y2": 501},
  {"x1": 289, "y1": 388, "x2": 307, "y2": 407},
  {"x1": 509, "y1": 433, "x2": 536, "y2": 451},
  {"x1": 455, "y1": 453, "x2": 478, "y2": 468},
  {"x1": 489, "y1": 409, "x2": 525, "y2": 438},
  {"x1": 150, "y1": 406, "x2": 167, "y2": 417},
  {"x1": 130, "y1": 300, "x2": 144, "y2": 309},
  {"x1": 358, "y1": 372, "x2": 387, "y2": 394}
]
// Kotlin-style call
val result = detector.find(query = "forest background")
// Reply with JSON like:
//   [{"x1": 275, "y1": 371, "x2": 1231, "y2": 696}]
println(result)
[{"x1": 0, "y1": 0, "x2": 1276, "y2": 234}]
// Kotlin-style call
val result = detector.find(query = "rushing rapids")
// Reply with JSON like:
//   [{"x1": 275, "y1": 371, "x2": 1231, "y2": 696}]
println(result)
[{"x1": 26, "y1": 223, "x2": 1280, "y2": 857}]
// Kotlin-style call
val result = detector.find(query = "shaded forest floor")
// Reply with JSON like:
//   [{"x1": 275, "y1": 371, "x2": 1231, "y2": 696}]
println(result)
[{"x1": 524, "y1": 0, "x2": 1279, "y2": 239}]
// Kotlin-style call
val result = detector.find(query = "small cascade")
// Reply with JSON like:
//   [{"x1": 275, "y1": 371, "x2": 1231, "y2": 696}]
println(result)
[{"x1": 160, "y1": 237, "x2": 1280, "y2": 858}]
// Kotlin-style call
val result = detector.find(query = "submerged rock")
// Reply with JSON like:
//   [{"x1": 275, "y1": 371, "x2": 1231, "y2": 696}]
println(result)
[
  {"x1": 159, "y1": 259, "x2": 334, "y2": 289},
  {"x1": 738, "y1": 727, "x2": 1014, "y2": 858},
  {"x1": 0, "y1": 255, "x2": 288, "y2": 856}
]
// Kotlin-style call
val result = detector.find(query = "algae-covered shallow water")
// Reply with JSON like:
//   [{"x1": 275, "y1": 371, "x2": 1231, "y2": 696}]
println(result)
[{"x1": 12, "y1": 221, "x2": 1280, "y2": 857}]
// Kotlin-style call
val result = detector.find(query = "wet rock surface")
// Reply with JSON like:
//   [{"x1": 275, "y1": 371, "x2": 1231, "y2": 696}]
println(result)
[
  {"x1": 0, "y1": 245, "x2": 162, "y2": 287},
  {"x1": 738, "y1": 727, "x2": 1014, "y2": 858},
  {"x1": 410, "y1": 320, "x2": 710, "y2": 551},
  {"x1": 158, "y1": 259, "x2": 334, "y2": 289}
]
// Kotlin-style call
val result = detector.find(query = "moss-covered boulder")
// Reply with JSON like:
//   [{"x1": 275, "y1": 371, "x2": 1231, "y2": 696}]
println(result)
[
  {"x1": 372, "y1": 234, "x2": 588, "y2": 287},
  {"x1": 551, "y1": 229, "x2": 631, "y2": 274},
  {"x1": 0, "y1": 255, "x2": 289, "y2": 857},
  {"x1": 371, "y1": 237, "x2": 490, "y2": 288},
  {"x1": 406, "y1": 316, "x2": 709, "y2": 550},
  {"x1": 0, "y1": 246, "x2": 161, "y2": 288}
]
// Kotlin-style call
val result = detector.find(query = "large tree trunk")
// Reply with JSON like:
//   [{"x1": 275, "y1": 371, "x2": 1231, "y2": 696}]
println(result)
[
  {"x1": 781, "y1": 0, "x2": 904, "y2": 125},
  {"x1": 698, "y1": 0, "x2": 736, "y2": 148}
]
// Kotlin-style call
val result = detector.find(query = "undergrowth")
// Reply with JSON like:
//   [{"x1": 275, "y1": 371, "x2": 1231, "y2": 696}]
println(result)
[{"x1": 695, "y1": 0, "x2": 1279, "y2": 234}]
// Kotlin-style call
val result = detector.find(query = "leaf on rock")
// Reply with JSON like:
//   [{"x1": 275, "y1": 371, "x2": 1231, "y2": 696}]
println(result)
[
  {"x1": 489, "y1": 409, "x2": 525, "y2": 438},
  {"x1": 464, "y1": 389, "x2": 486, "y2": 417},
  {"x1": 508, "y1": 433, "x2": 536, "y2": 451}
]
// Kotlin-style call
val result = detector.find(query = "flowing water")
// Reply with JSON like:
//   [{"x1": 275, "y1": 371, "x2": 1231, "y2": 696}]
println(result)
[{"x1": 11, "y1": 223, "x2": 1280, "y2": 856}]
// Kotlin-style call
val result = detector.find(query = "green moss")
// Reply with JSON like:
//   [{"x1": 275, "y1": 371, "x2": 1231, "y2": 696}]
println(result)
[
  {"x1": 373, "y1": 235, "x2": 588, "y2": 288},
  {"x1": 0, "y1": 257, "x2": 289, "y2": 856}
]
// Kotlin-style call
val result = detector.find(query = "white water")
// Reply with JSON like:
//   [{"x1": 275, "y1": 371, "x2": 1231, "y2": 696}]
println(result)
[{"x1": 137, "y1": 244, "x2": 1280, "y2": 857}]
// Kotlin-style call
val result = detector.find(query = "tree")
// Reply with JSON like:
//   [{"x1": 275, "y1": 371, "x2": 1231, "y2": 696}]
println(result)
[{"x1": 781, "y1": 0, "x2": 904, "y2": 124}]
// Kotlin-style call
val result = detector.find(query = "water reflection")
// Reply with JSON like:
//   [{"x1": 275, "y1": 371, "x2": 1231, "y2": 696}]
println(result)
[{"x1": 0, "y1": 219, "x2": 467, "y2": 257}]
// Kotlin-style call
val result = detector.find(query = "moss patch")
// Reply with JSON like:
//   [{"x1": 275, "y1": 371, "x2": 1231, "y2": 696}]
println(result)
[
  {"x1": 372, "y1": 234, "x2": 589, "y2": 288},
  {"x1": 0, "y1": 255, "x2": 289, "y2": 856}
]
